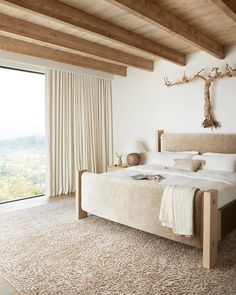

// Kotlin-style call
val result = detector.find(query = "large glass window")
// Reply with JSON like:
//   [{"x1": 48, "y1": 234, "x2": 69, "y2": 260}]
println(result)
[{"x1": 0, "y1": 67, "x2": 45, "y2": 203}]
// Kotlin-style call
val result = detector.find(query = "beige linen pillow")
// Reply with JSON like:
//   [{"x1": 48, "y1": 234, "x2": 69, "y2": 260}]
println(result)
[{"x1": 172, "y1": 159, "x2": 203, "y2": 172}]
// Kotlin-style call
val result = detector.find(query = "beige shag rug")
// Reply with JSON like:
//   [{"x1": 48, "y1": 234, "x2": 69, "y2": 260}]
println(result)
[{"x1": 0, "y1": 197, "x2": 236, "y2": 295}]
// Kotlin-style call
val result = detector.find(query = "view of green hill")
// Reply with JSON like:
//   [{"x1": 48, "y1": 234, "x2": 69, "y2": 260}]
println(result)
[
  {"x1": 0, "y1": 136, "x2": 45, "y2": 202},
  {"x1": 0, "y1": 136, "x2": 45, "y2": 154}
]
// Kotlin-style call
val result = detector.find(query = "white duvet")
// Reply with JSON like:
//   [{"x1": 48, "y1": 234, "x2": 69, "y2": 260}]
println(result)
[{"x1": 104, "y1": 164, "x2": 236, "y2": 209}]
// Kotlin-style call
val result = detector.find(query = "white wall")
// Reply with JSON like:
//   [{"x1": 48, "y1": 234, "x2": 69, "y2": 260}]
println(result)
[{"x1": 112, "y1": 46, "x2": 236, "y2": 153}]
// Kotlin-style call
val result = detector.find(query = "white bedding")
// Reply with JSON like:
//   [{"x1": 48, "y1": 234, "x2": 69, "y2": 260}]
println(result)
[{"x1": 104, "y1": 164, "x2": 236, "y2": 209}]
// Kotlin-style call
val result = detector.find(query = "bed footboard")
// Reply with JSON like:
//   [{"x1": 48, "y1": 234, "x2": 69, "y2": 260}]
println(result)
[
  {"x1": 76, "y1": 170, "x2": 219, "y2": 269},
  {"x1": 77, "y1": 171, "x2": 203, "y2": 247}
]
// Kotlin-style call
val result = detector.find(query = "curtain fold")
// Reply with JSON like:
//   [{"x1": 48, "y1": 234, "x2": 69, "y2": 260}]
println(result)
[{"x1": 45, "y1": 69, "x2": 113, "y2": 197}]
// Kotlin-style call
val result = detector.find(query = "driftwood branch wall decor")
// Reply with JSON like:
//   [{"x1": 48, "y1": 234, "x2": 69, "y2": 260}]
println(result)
[{"x1": 164, "y1": 64, "x2": 236, "y2": 129}]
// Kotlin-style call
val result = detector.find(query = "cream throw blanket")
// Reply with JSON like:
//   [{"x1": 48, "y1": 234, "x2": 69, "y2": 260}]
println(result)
[{"x1": 159, "y1": 185, "x2": 198, "y2": 236}]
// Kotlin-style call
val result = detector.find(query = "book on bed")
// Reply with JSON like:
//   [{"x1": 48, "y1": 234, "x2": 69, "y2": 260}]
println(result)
[{"x1": 131, "y1": 174, "x2": 165, "y2": 181}]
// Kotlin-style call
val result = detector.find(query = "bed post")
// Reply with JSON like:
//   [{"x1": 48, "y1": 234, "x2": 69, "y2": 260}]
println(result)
[
  {"x1": 203, "y1": 190, "x2": 218, "y2": 269},
  {"x1": 75, "y1": 170, "x2": 87, "y2": 219},
  {"x1": 156, "y1": 130, "x2": 164, "y2": 152}
]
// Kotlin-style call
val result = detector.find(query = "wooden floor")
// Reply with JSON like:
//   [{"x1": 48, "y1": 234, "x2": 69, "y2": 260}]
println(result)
[
  {"x1": 0, "y1": 273, "x2": 21, "y2": 295},
  {"x1": 0, "y1": 196, "x2": 49, "y2": 214},
  {"x1": 0, "y1": 193, "x2": 74, "y2": 294},
  {"x1": 0, "y1": 194, "x2": 74, "y2": 214}
]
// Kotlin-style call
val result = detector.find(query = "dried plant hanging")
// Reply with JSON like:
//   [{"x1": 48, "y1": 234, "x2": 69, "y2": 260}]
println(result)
[{"x1": 164, "y1": 64, "x2": 236, "y2": 129}]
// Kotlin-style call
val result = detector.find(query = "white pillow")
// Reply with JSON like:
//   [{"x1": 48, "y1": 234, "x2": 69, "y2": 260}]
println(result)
[
  {"x1": 165, "y1": 151, "x2": 199, "y2": 155},
  {"x1": 193, "y1": 154, "x2": 236, "y2": 172},
  {"x1": 203, "y1": 152, "x2": 236, "y2": 157},
  {"x1": 147, "y1": 152, "x2": 197, "y2": 168}
]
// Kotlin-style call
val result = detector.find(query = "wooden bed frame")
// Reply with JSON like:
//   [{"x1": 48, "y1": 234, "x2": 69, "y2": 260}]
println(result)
[{"x1": 76, "y1": 130, "x2": 236, "y2": 269}]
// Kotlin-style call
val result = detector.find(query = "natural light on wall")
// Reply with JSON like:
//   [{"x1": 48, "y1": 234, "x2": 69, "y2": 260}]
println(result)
[{"x1": 0, "y1": 67, "x2": 45, "y2": 202}]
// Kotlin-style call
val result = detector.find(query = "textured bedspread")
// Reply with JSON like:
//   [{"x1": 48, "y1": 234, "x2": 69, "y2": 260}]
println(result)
[{"x1": 104, "y1": 164, "x2": 236, "y2": 209}]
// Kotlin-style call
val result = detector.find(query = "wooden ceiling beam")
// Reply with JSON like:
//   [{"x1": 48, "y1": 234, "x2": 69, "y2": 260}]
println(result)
[
  {"x1": 211, "y1": 0, "x2": 236, "y2": 23},
  {"x1": 0, "y1": 13, "x2": 153, "y2": 71},
  {"x1": 0, "y1": 0, "x2": 186, "y2": 66},
  {"x1": 0, "y1": 35, "x2": 127, "y2": 76},
  {"x1": 107, "y1": 0, "x2": 225, "y2": 59}
]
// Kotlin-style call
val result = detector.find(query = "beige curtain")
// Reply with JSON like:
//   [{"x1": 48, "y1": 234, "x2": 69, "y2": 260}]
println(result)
[{"x1": 45, "y1": 69, "x2": 113, "y2": 197}]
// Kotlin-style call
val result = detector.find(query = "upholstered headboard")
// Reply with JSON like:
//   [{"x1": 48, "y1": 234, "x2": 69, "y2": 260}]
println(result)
[{"x1": 156, "y1": 130, "x2": 236, "y2": 154}]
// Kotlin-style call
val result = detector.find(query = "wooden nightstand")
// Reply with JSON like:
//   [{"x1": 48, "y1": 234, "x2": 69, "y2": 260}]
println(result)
[{"x1": 107, "y1": 165, "x2": 128, "y2": 172}]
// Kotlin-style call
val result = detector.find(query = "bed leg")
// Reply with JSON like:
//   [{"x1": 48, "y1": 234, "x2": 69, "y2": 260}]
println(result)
[
  {"x1": 75, "y1": 170, "x2": 87, "y2": 219},
  {"x1": 217, "y1": 211, "x2": 221, "y2": 242},
  {"x1": 203, "y1": 190, "x2": 218, "y2": 269},
  {"x1": 156, "y1": 130, "x2": 164, "y2": 152}
]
